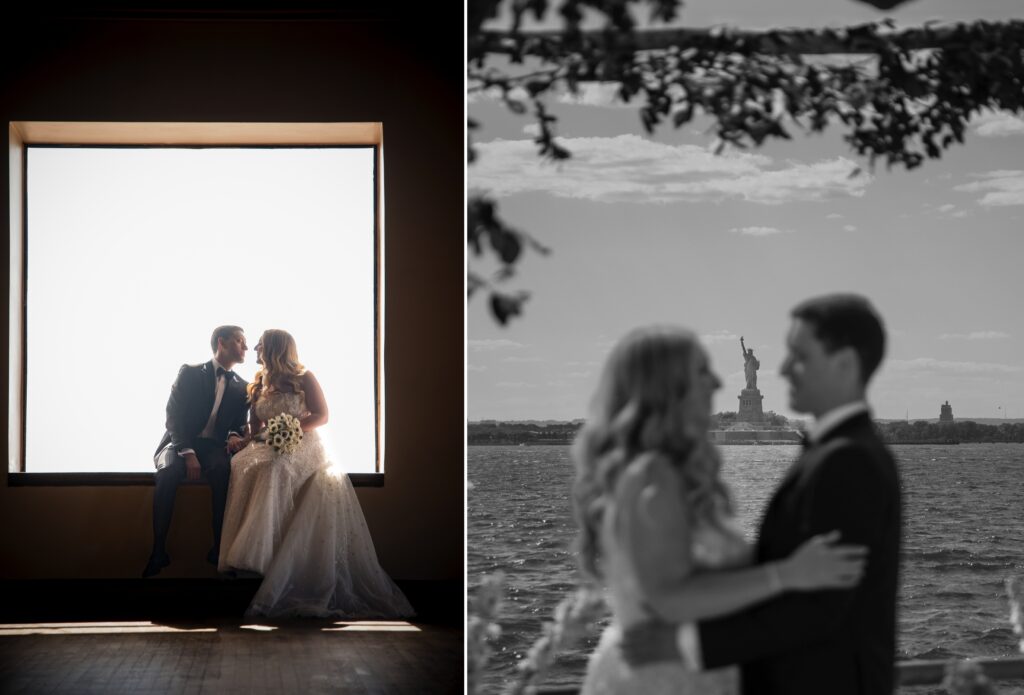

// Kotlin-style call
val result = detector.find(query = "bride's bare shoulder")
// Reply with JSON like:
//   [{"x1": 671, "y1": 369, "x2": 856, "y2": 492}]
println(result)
[
  {"x1": 616, "y1": 455, "x2": 685, "y2": 531},
  {"x1": 299, "y1": 370, "x2": 322, "y2": 388}
]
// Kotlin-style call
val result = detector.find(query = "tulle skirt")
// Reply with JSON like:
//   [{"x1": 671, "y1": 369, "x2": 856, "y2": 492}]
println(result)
[{"x1": 219, "y1": 430, "x2": 414, "y2": 619}]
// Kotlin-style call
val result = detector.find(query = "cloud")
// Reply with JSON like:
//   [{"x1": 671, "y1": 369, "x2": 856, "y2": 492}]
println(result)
[
  {"x1": 466, "y1": 85, "x2": 503, "y2": 104},
  {"x1": 700, "y1": 330, "x2": 740, "y2": 344},
  {"x1": 826, "y1": 213, "x2": 843, "y2": 219},
  {"x1": 954, "y1": 171, "x2": 1024, "y2": 207},
  {"x1": 937, "y1": 204, "x2": 956, "y2": 213},
  {"x1": 842, "y1": 224, "x2": 857, "y2": 232},
  {"x1": 468, "y1": 338, "x2": 524, "y2": 352},
  {"x1": 496, "y1": 381, "x2": 536, "y2": 388},
  {"x1": 470, "y1": 135, "x2": 872, "y2": 205},
  {"x1": 970, "y1": 110, "x2": 1024, "y2": 137},
  {"x1": 467, "y1": 364, "x2": 487, "y2": 372},
  {"x1": 502, "y1": 356, "x2": 543, "y2": 363},
  {"x1": 522, "y1": 123, "x2": 541, "y2": 137},
  {"x1": 938, "y1": 331, "x2": 1010, "y2": 341},
  {"x1": 729, "y1": 226, "x2": 790, "y2": 236},
  {"x1": 887, "y1": 358, "x2": 1021, "y2": 375}
]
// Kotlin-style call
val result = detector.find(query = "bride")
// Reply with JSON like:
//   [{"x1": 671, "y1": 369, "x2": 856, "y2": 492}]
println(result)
[
  {"x1": 572, "y1": 326, "x2": 864, "y2": 695},
  {"x1": 218, "y1": 329, "x2": 414, "y2": 619}
]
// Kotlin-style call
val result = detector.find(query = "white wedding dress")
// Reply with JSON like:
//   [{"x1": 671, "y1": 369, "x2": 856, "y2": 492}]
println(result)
[
  {"x1": 580, "y1": 459, "x2": 749, "y2": 695},
  {"x1": 218, "y1": 391, "x2": 414, "y2": 619}
]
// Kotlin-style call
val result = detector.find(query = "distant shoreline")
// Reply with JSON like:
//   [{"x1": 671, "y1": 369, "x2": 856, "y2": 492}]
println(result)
[
  {"x1": 469, "y1": 419, "x2": 1024, "y2": 446},
  {"x1": 467, "y1": 441, "x2": 1024, "y2": 446}
]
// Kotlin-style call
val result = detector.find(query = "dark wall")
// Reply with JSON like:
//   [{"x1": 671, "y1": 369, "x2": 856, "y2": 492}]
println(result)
[{"x1": 0, "y1": 9, "x2": 463, "y2": 580}]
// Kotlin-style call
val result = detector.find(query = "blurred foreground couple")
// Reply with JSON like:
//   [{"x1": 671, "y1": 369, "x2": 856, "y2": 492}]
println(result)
[{"x1": 574, "y1": 293, "x2": 901, "y2": 695}]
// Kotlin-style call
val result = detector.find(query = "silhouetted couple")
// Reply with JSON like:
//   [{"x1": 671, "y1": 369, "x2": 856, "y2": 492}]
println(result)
[
  {"x1": 574, "y1": 294, "x2": 901, "y2": 695},
  {"x1": 143, "y1": 325, "x2": 413, "y2": 619}
]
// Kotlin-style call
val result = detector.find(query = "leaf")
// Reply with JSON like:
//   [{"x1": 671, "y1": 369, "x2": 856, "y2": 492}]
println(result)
[
  {"x1": 852, "y1": 0, "x2": 914, "y2": 8},
  {"x1": 489, "y1": 228, "x2": 523, "y2": 265},
  {"x1": 490, "y1": 292, "x2": 529, "y2": 326},
  {"x1": 467, "y1": 273, "x2": 487, "y2": 297},
  {"x1": 494, "y1": 266, "x2": 516, "y2": 282},
  {"x1": 523, "y1": 233, "x2": 552, "y2": 256},
  {"x1": 526, "y1": 80, "x2": 549, "y2": 97},
  {"x1": 672, "y1": 103, "x2": 694, "y2": 127}
]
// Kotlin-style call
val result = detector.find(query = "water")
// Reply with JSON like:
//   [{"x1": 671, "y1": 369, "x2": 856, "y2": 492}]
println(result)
[{"x1": 467, "y1": 443, "x2": 1024, "y2": 694}]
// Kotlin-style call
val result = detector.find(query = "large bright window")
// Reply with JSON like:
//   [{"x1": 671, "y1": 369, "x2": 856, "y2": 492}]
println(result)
[{"x1": 14, "y1": 135, "x2": 382, "y2": 475}]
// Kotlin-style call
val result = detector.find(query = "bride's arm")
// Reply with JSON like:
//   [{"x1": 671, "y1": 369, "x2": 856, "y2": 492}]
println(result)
[
  {"x1": 624, "y1": 458, "x2": 865, "y2": 625},
  {"x1": 248, "y1": 407, "x2": 263, "y2": 440},
  {"x1": 299, "y1": 371, "x2": 328, "y2": 431}
]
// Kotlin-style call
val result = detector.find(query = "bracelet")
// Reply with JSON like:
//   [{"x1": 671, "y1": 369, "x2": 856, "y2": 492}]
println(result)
[{"x1": 767, "y1": 564, "x2": 783, "y2": 594}]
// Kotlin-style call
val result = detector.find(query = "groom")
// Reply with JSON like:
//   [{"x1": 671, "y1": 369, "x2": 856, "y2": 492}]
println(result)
[
  {"x1": 143, "y1": 325, "x2": 251, "y2": 578},
  {"x1": 623, "y1": 294, "x2": 902, "y2": 694}
]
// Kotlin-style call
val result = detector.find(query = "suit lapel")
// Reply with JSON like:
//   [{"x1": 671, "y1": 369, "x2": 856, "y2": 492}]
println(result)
[
  {"x1": 818, "y1": 411, "x2": 874, "y2": 446},
  {"x1": 214, "y1": 372, "x2": 245, "y2": 429},
  {"x1": 201, "y1": 360, "x2": 217, "y2": 409},
  {"x1": 757, "y1": 411, "x2": 877, "y2": 559},
  {"x1": 777, "y1": 412, "x2": 873, "y2": 491}
]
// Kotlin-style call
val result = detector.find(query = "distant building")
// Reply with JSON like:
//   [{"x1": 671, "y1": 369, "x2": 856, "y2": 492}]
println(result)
[{"x1": 939, "y1": 401, "x2": 954, "y2": 423}]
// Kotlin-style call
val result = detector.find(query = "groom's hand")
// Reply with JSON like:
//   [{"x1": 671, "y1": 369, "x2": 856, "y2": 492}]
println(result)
[
  {"x1": 183, "y1": 453, "x2": 201, "y2": 481},
  {"x1": 620, "y1": 620, "x2": 681, "y2": 667},
  {"x1": 226, "y1": 435, "x2": 246, "y2": 454}
]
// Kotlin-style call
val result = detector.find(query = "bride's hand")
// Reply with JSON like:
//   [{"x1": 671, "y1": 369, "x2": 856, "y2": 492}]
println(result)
[
  {"x1": 777, "y1": 530, "x2": 868, "y2": 591},
  {"x1": 226, "y1": 435, "x2": 247, "y2": 454}
]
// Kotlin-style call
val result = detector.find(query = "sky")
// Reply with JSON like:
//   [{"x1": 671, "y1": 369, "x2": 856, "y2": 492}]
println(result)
[
  {"x1": 25, "y1": 147, "x2": 379, "y2": 472},
  {"x1": 468, "y1": 0, "x2": 1024, "y2": 423}
]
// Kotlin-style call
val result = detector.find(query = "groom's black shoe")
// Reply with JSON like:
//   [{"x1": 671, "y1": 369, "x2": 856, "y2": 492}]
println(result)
[
  {"x1": 207, "y1": 547, "x2": 220, "y2": 566},
  {"x1": 142, "y1": 553, "x2": 170, "y2": 578}
]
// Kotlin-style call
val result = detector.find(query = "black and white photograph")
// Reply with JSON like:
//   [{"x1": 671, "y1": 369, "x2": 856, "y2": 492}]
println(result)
[
  {"x1": 468, "y1": 1, "x2": 1024, "y2": 693},
  {"x1": 1, "y1": 4, "x2": 463, "y2": 694}
]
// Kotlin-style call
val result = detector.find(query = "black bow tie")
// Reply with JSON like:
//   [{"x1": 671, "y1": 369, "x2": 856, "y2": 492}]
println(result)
[{"x1": 216, "y1": 367, "x2": 234, "y2": 380}]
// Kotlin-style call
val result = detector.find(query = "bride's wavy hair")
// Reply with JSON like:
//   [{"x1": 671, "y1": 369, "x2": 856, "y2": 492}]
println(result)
[
  {"x1": 247, "y1": 329, "x2": 306, "y2": 404},
  {"x1": 571, "y1": 325, "x2": 733, "y2": 581}
]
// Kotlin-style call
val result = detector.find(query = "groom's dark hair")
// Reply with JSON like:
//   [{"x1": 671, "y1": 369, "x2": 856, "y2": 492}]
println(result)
[
  {"x1": 792, "y1": 294, "x2": 885, "y2": 385},
  {"x1": 211, "y1": 325, "x2": 244, "y2": 353}
]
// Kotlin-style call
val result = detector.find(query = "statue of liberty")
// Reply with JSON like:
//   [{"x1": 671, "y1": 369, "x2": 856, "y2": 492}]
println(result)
[{"x1": 741, "y1": 336, "x2": 759, "y2": 390}]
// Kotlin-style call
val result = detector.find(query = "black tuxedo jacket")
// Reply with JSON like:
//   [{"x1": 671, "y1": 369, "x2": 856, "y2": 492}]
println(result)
[
  {"x1": 153, "y1": 360, "x2": 250, "y2": 466},
  {"x1": 699, "y1": 412, "x2": 902, "y2": 695}
]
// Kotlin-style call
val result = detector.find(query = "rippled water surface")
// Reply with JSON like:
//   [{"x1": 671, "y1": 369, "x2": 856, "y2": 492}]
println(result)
[{"x1": 468, "y1": 443, "x2": 1024, "y2": 694}]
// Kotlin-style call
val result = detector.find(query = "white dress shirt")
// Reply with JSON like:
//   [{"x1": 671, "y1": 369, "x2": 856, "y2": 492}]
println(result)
[{"x1": 675, "y1": 399, "x2": 872, "y2": 670}]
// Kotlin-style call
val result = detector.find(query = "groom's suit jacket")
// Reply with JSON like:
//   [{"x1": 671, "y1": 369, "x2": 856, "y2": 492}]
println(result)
[
  {"x1": 698, "y1": 412, "x2": 902, "y2": 695},
  {"x1": 153, "y1": 360, "x2": 250, "y2": 467}
]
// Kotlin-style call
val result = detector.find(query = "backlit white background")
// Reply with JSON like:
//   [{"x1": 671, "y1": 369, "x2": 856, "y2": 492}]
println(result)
[{"x1": 25, "y1": 147, "x2": 379, "y2": 472}]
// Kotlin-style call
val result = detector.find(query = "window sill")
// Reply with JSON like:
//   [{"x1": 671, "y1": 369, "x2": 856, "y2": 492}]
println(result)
[{"x1": 6, "y1": 472, "x2": 384, "y2": 487}]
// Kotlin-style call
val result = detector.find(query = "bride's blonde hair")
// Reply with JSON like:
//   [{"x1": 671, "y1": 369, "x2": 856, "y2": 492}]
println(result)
[
  {"x1": 571, "y1": 325, "x2": 733, "y2": 581},
  {"x1": 248, "y1": 329, "x2": 306, "y2": 404}
]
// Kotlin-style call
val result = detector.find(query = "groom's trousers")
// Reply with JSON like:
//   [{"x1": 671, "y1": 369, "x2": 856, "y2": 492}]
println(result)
[{"x1": 151, "y1": 437, "x2": 231, "y2": 556}]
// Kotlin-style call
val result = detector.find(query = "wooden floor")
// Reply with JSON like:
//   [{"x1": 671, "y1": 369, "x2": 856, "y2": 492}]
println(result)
[
  {"x1": 0, "y1": 579, "x2": 464, "y2": 694},
  {"x1": 0, "y1": 617, "x2": 462, "y2": 694}
]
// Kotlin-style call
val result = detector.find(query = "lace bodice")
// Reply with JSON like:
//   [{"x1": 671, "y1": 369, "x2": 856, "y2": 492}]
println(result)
[{"x1": 254, "y1": 391, "x2": 306, "y2": 423}]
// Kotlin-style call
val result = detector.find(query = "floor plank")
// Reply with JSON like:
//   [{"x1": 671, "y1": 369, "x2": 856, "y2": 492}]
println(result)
[{"x1": 0, "y1": 618, "x2": 462, "y2": 694}]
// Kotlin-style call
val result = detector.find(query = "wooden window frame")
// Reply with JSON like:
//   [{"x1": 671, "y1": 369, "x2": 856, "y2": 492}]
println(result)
[{"x1": 7, "y1": 121, "x2": 385, "y2": 487}]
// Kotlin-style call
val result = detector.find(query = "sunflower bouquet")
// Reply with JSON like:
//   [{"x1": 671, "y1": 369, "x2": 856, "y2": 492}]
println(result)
[{"x1": 261, "y1": 412, "x2": 303, "y2": 455}]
